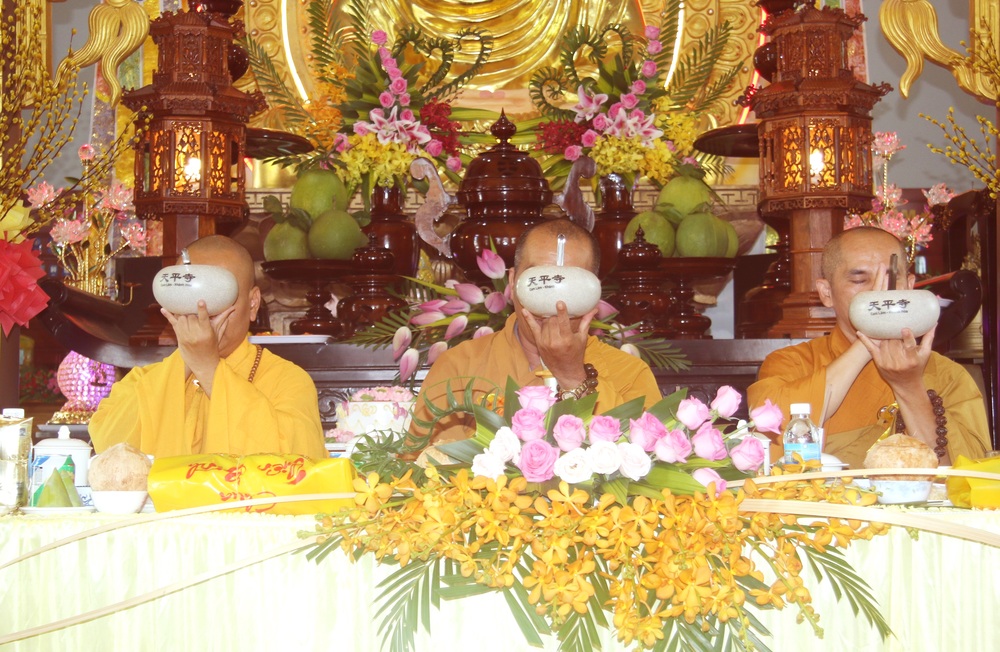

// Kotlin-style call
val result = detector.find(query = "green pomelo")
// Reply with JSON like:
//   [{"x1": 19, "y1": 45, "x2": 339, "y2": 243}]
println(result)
[
  {"x1": 675, "y1": 212, "x2": 729, "y2": 257},
  {"x1": 625, "y1": 211, "x2": 675, "y2": 257},
  {"x1": 721, "y1": 220, "x2": 739, "y2": 258},
  {"x1": 307, "y1": 209, "x2": 369, "y2": 260},
  {"x1": 263, "y1": 222, "x2": 310, "y2": 261},
  {"x1": 290, "y1": 169, "x2": 350, "y2": 221},
  {"x1": 655, "y1": 176, "x2": 713, "y2": 216}
]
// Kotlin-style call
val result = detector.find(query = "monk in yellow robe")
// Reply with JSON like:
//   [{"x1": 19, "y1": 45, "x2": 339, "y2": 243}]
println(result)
[
  {"x1": 89, "y1": 236, "x2": 326, "y2": 458},
  {"x1": 748, "y1": 227, "x2": 990, "y2": 469},
  {"x1": 412, "y1": 219, "x2": 662, "y2": 445}
]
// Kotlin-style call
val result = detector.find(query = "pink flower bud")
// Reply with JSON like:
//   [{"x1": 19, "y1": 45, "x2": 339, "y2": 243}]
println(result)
[
  {"x1": 426, "y1": 341, "x2": 448, "y2": 365},
  {"x1": 398, "y1": 348, "x2": 419, "y2": 382},
  {"x1": 392, "y1": 326, "x2": 412, "y2": 360},
  {"x1": 444, "y1": 314, "x2": 469, "y2": 339},
  {"x1": 454, "y1": 283, "x2": 485, "y2": 305},
  {"x1": 476, "y1": 249, "x2": 507, "y2": 280}
]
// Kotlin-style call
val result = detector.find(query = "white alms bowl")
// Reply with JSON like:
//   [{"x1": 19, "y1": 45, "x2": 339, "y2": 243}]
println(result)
[
  {"x1": 153, "y1": 263, "x2": 239, "y2": 316},
  {"x1": 92, "y1": 490, "x2": 149, "y2": 514},
  {"x1": 871, "y1": 480, "x2": 933, "y2": 505},
  {"x1": 848, "y1": 289, "x2": 940, "y2": 340},
  {"x1": 515, "y1": 265, "x2": 602, "y2": 318}
]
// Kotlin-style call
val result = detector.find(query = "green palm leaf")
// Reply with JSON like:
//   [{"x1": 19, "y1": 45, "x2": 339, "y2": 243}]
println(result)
[
  {"x1": 667, "y1": 22, "x2": 734, "y2": 108},
  {"x1": 242, "y1": 37, "x2": 312, "y2": 127},
  {"x1": 306, "y1": 0, "x2": 345, "y2": 71},
  {"x1": 800, "y1": 546, "x2": 894, "y2": 640}
]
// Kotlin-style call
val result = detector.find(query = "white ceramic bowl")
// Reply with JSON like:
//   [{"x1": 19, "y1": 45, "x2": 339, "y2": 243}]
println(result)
[
  {"x1": 515, "y1": 265, "x2": 602, "y2": 318},
  {"x1": 91, "y1": 490, "x2": 149, "y2": 514},
  {"x1": 871, "y1": 480, "x2": 933, "y2": 505},
  {"x1": 821, "y1": 453, "x2": 848, "y2": 472},
  {"x1": 849, "y1": 289, "x2": 940, "y2": 340},
  {"x1": 153, "y1": 263, "x2": 239, "y2": 316}
]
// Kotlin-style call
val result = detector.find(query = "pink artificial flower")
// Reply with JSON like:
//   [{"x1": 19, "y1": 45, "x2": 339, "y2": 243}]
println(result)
[
  {"x1": 484, "y1": 291, "x2": 507, "y2": 314},
  {"x1": 119, "y1": 222, "x2": 146, "y2": 252},
  {"x1": 646, "y1": 40, "x2": 662, "y2": 55},
  {"x1": 923, "y1": 183, "x2": 954, "y2": 207},
  {"x1": 446, "y1": 156, "x2": 462, "y2": 172},
  {"x1": 644, "y1": 25, "x2": 660, "y2": 40},
  {"x1": 398, "y1": 93, "x2": 411, "y2": 107},
  {"x1": 473, "y1": 326, "x2": 494, "y2": 339},
  {"x1": 641, "y1": 60, "x2": 657, "y2": 78},
  {"x1": 692, "y1": 468, "x2": 727, "y2": 496},
  {"x1": 750, "y1": 400, "x2": 784, "y2": 435},
  {"x1": 630, "y1": 80, "x2": 646, "y2": 95},
  {"x1": 398, "y1": 348, "x2": 419, "y2": 382},
  {"x1": 26, "y1": 182, "x2": 58, "y2": 208},
  {"x1": 454, "y1": 282, "x2": 485, "y2": 305},
  {"x1": 78, "y1": 143, "x2": 95, "y2": 161},
  {"x1": 379, "y1": 92, "x2": 395, "y2": 108},
  {"x1": 552, "y1": 414, "x2": 587, "y2": 451},
  {"x1": 516, "y1": 439, "x2": 559, "y2": 482},
  {"x1": 571, "y1": 85, "x2": 609, "y2": 123},
  {"x1": 425, "y1": 140, "x2": 444, "y2": 157},
  {"x1": 620, "y1": 93, "x2": 638, "y2": 110},
  {"x1": 617, "y1": 442, "x2": 652, "y2": 481},
  {"x1": 692, "y1": 423, "x2": 728, "y2": 461},
  {"x1": 392, "y1": 326, "x2": 412, "y2": 360},
  {"x1": 426, "y1": 341, "x2": 448, "y2": 365},
  {"x1": 99, "y1": 182, "x2": 133, "y2": 213},
  {"x1": 711, "y1": 386, "x2": 742, "y2": 419},
  {"x1": 564, "y1": 145, "x2": 583, "y2": 161},
  {"x1": 389, "y1": 77, "x2": 408, "y2": 95},
  {"x1": 588, "y1": 414, "x2": 622, "y2": 443},
  {"x1": 371, "y1": 30, "x2": 388, "y2": 45},
  {"x1": 441, "y1": 299, "x2": 470, "y2": 315},
  {"x1": 730, "y1": 436, "x2": 766, "y2": 472},
  {"x1": 511, "y1": 408, "x2": 547, "y2": 442},
  {"x1": 581, "y1": 130, "x2": 599, "y2": 148},
  {"x1": 444, "y1": 314, "x2": 469, "y2": 339},
  {"x1": 629, "y1": 412, "x2": 667, "y2": 452},
  {"x1": 516, "y1": 385, "x2": 558, "y2": 413},
  {"x1": 476, "y1": 248, "x2": 507, "y2": 279},
  {"x1": 49, "y1": 219, "x2": 89, "y2": 245},
  {"x1": 410, "y1": 310, "x2": 446, "y2": 326},
  {"x1": 676, "y1": 397, "x2": 710, "y2": 430},
  {"x1": 654, "y1": 429, "x2": 692, "y2": 464}
]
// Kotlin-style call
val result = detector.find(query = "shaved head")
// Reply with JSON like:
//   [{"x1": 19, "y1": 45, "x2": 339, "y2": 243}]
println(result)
[
  {"x1": 514, "y1": 219, "x2": 600, "y2": 274},
  {"x1": 187, "y1": 235, "x2": 256, "y2": 293},
  {"x1": 821, "y1": 226, "x2": 907, "y2": 280}
]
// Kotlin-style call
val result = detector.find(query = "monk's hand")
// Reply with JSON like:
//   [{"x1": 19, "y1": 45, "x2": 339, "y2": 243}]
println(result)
[
  {"x1": 856, "y1": 324, "x2": 935, "y2": 389},
  {"x1": 162, "y1": 301, "x2": 236, "y2": 387},
  {"x1": 520, "y1": 302, "x2": 597, "y2": 389}
]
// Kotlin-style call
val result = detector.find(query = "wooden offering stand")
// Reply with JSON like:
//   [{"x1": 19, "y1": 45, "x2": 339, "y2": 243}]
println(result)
[
  {"x1": 659, "y1": 257, "x2": 737, "y2": 339},
  {"x1": 260, "y1": 259, "x2": 353, "y2": 338}
]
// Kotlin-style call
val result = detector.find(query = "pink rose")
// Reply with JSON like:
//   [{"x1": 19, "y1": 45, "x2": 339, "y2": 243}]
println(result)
[
  {"x1": 552, "y1": 414, "x2": 587, "y2": 452},
  {"x1": 581, "y1": 130, "x2": 599, "y2": 148},
  {"x1": 628, "y1": 412, "x2": 667, "y2": 452},
  {"x1": 517, "y1": 439, "x2": 559, "y2": 482},
  {"x1": 400, "y1": 109, "x2": 415, "y2": 121},
  {"x1": 730, "y1": 436, "x2": 765, "y2": 472},
  {"x1": 390, "y1": 77, "x2": 408, "y2": 95},
  {"x1": 511, "y1": 408, "x2": 547, "y2": 441},
  {"x1": 588, "y1": 415, "x2": 622, "y2": 443},
  {"x1": 620, "y1": 93, "x2": 638, "y2": 109},
  {"x1": 592, "y1": 114, "x2": 609, "y2": 131},
  {"x1": 750, "y1": 400, "x2": 784, "y2": 435},
  {"x1": 641, "y1": 60, "x2": 657, "y2": 78},
  {"x1": 446, "y1": 156, "x2": 462, "y2": 172},
  {"x1": 378, "y1": 46, "x2": 392, "y2": 61},
  {"x1": 379, "y1": 92, "x2": 394, "y2": 108},
  {"x1": 617, "y1": 442, "x2": 652, "y2": 481},
  {"x1": 630, "y1": 80, "x2": 646, "y2": 95},
  {"x1": 333, "y1": 133, "x2": 350, "y2": 152},
  {"x1": 645, "y1": 25, "x2": 660, "y2": 40},
  {"x1": 676, "y1": 397, "x2": 710, "y2": 430},
  {"x1": 516, "y1": 385, "x2": 558, "y2": 413},
  {"x1": 484, "y1": 291, "x2": 507, "y2": 313},
  {"x1": 692, "y1": 468, "x2": 726, "y2": 496},
  {"x1": 371, "y1": 30, "x2": 388, "y2": 45},
  {"x1": 692, "y1": 423, "x2": 728, "y2": 461},
  {"x1": 646, "y1": 40, "x2": 662, "y2": 54},
  {"x1": 476, "y1": 248, "x2": 506, "y2": 280},
  {"x1": 424, "y1": 140, "x2": 444, "y2": 157},
  {"x1": 398, "y1": 93, "x2": 411, "y2": 106},
  {"x1": 711, "y1": 386, "x2": 742, "y2": 418},
  {"x1": 653, "y1": 429, "x2": 692, "y2": 463},
  {"x1": 353, "y1": 122, "x2": 371, "y2": 136},
  {"x1": 564, "y1": 145, "x2": 582, "y2": 161}
]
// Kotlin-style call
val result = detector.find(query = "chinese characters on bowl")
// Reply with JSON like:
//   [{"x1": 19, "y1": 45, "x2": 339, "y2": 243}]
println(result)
[
  {"x1": 848, "y1": 289, "x2": 940, "y2": 340},
  {"x1": 152, "y1": 264, "x2": 239, "y2": 316},
  {"x1": 514, "y1": 265, "x2": 601, "y2": 318}
]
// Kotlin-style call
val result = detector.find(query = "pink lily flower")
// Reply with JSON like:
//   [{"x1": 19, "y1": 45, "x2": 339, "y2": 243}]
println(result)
[{"x1": 570, "y1": 85, "x2": 609, "y2": 123}]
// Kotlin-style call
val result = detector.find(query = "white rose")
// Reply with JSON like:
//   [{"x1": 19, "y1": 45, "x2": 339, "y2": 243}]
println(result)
[
  {"x1": 585, "y1": 440, "x2": 622, "y2": 475},
  {"x1": 489, "y1": 426, "x2": 522, "y2": 464},
  {"x1": 553, "y1": 448, "x2": 594, "y2": 485},
  {"x1": 471, "y1": 451, "x2": 507, "y2": 479},
  {"x1": 617, "y1": 442, "x2": 652, "y2": 481}
]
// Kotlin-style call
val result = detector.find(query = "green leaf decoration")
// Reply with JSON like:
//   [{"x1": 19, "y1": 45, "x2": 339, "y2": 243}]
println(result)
[
  {"x1": 242, "y1": 37, "x2": 312, "y2": 128},
  {"x1": 667, "y1": 22, "x2": 734, "y2": 108},
  {"x1": 800, "y1": 546, "x2": 894, "y2": 640}
]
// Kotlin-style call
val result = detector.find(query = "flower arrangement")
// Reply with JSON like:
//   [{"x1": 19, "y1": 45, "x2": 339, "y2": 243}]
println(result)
[
  {"x1": 309, "y1": 382, "x2": 892, "y2": 652},
  {"x1": 527, "y1": 2, "x2": 739, "y2": 188},
  {"x1": 245, "y1": 0, "x2": 496, "y2": 198},
  {"x1": 349, "y1": 247, "x2": 689, "y2": 382},
  {"x1": 845, "y1": 131, "x2": 954, "y2": 264},
  {"x1": 326, "y1": 386, "x2": 416, "y2": 444}
]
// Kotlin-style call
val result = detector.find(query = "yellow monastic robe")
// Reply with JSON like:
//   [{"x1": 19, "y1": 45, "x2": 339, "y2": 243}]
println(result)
[
  {"x1": 412, "y1": 313, "x2": 663, "y2": 445},
  {"x1": 89, "y1": 337, "x2": 326, "y2": 459},
  {"x1": 748, "y1": 327, "x2": 990, "y2": 469}
]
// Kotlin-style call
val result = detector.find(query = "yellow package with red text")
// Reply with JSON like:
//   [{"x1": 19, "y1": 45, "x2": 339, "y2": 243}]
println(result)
[
  {"x1": 946, "y1": 455, "x2": 1000, "y2": 509},
  {"x1": 148, "y1": 454, "x2": 356, "y2": 514}
]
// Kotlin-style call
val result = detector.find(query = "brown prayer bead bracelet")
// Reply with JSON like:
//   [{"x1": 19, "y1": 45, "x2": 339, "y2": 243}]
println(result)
[{"x1": 893, "y1": 389, "x2": 948, "y2": 459}]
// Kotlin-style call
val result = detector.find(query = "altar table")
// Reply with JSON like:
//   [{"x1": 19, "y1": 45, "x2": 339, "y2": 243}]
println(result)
[{"x1": 1, "y1": 508, "x2": 998, "y2": 652}]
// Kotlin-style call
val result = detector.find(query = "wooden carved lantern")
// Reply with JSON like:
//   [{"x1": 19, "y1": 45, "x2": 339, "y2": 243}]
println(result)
[
  {"x1": 123, "y1": 7, "x2": 263, "y2": 261},
  {"x1": 750, "y1": 4, "x2": 889, "y2": 338}
]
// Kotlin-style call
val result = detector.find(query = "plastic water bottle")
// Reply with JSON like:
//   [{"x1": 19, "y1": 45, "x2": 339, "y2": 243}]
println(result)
[{"x1": 783, "y1": 403, "x2": 822, "y2": 465}]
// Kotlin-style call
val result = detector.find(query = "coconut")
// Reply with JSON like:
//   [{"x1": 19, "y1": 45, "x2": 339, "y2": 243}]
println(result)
[
  {"x1": 863, "y1": 434, "x2": 938, "y2": 481},
  {"x1": 89, "y1": 443, "x2": 152, "y2": 491}
]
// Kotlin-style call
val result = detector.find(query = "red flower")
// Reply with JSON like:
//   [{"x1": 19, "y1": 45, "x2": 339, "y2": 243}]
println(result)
[
  {"x1": 0, "y1": 240, "x2": 50, "y2": 336},
  {"x1": 536, "y1": 119, "x2": 589, "y2": 154}
]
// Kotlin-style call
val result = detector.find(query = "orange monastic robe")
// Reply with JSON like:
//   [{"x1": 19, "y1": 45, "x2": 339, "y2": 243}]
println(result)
[
  {"x1": 90, "y1": 337, "x2": 326, "y2": 459},
  {"x1": 748, "y1": 328, "x2": 990, "y2": 469},
  {"x1": 412, "y1": 313, "x2": 662, "y2": 444}
]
